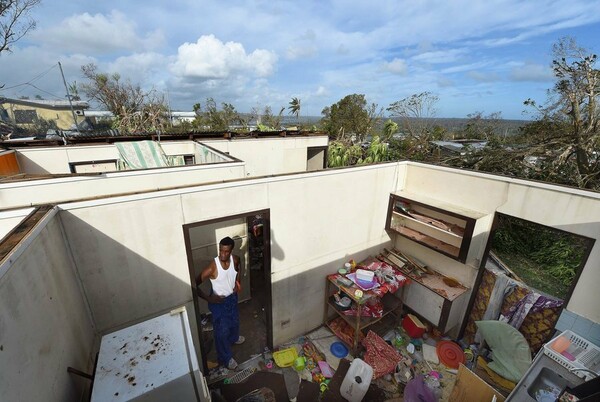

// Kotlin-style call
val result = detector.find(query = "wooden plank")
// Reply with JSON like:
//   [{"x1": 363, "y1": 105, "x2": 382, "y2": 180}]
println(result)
[
  {"x1": 449, "y1": 364, "x2": 506, "y2": 402},
  {"x1": 0, "y1": 206, "x2": 53, "y2": 263}
]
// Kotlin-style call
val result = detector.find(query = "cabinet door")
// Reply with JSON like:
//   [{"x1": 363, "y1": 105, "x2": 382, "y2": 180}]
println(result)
[{"x1": 401, "y1": 282, "x2": 443, "y2": 327}]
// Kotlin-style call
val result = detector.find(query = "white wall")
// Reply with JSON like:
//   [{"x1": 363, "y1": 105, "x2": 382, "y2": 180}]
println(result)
[
  {"x1": 0, "y1": 162, "x2": 246, "y2": 209},
  {"x1": 2, "y1": 137, "x2": 327, "y2": 210},
  {"x1": 0, "y1": 207, "x2": 35, "y2": 240},
  {"x1": 202, "y1": 136, "x2": 329, "y2": 178},
  {"x1": 16, "y1": 145, "x2": 120, "y2": 174},
  {"x1": 0, "y1": 209, "x2": 96, "y2": 402},
  {"x1": 14, "y1": 141, "x2": 231, "y2": 175},
  {"x1": 401, "y1": 163, "x2": 600, "y2": 323},
  {"x1": 57, "y1": 163, "x2": 404, "y2": 346}
]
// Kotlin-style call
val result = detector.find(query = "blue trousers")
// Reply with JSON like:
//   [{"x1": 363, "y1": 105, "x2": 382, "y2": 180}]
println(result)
[{"x1": 208, "y1": 293, "x2": 240, "y2": 366}]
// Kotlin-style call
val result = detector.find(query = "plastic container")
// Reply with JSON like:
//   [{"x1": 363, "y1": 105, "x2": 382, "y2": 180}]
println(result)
[
  {"x1": 356, "y1": 269, "x2": 374, "y2": 282},
  {"x1": 273, "y1": 347, "x2": 298, "y2": 368},
  {"x1": 543, "y1": 330, "x2": 600, "y2": 381},
  {"x1": 402, "y1": 314, "x2": 427, "y2": 338},
  {"x1": 340, "y1": 358, "x2": 373, "y2": 402}
]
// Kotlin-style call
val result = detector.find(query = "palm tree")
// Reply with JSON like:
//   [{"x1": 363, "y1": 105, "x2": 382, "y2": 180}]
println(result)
[{"x1": 288, "y1": 97, "x2": 301, "y2": 125}]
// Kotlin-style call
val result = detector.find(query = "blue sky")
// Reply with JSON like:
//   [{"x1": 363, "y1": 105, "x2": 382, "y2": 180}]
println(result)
[{"x1": 1, "y1": 0, "x2": 600, "y2": 119}]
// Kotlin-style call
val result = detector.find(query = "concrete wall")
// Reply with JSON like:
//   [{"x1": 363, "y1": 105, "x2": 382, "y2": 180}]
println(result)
[
  {"x1": 0, "y1": 209, "x2": 95, "y2": 402},
  {"x1": 57, "y1": 163, "x2": 404, "y2": 346},
  {"x1": 0, "y1": 162, "x2": 246, "y2": 209},
  {"x1": 15, "y1": 141, "x2": 222, "y2": 175},
  {"x1": 202, "y1": 136, "x2": 329, "y2": 178},
  {"x1": 402, "y1": 163, "x2": 600, "y2": 324}
]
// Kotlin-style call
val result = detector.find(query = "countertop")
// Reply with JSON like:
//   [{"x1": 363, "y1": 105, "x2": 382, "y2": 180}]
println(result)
[{"x1": 506, "y1": 351, "x2": 585, "y2": 402}]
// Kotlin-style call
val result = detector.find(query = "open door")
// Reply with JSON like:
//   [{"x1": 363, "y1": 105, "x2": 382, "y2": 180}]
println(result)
[
  {"x1": 183, "y1": 210, "x2": 272, "y2": 374},
  {"x1": 188, "y1": 219, "x2": 251, "y2": 311}
]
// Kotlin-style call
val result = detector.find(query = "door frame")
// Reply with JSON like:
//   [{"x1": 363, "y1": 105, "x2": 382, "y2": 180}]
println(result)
[
  {"x1": 182, "y1": 209, "x2": 272, "y2": 374},
  {"x1": 458, "y1": 212, "x2": 595, "y2": 339}
]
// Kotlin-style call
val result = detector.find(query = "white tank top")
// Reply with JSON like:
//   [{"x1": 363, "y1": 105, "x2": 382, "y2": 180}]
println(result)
[{"x1": 210, "y1": 255, "x2": 237, "y2": 297}]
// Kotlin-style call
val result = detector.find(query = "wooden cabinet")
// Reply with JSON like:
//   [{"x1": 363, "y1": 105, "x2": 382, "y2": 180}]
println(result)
[
  {"x1": 323, "y1": 275, "x2": 403, "y2": 353},
  {"x1": 386, "y1": 193, "x2": 482, "y2": 263},
  {"x1": 380, "y1": 248, "x2": 471, "y2": 334}
]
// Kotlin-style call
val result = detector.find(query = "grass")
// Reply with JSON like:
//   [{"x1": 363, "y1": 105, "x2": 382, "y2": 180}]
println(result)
[{"x1": 492, "y1": 249, "x2": 569, "y2": 300}]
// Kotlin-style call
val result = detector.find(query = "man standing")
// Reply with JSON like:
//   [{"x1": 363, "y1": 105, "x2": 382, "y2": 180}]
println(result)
[{"x1": 196, "y1": 237, "x2": 245, "y2": 370}]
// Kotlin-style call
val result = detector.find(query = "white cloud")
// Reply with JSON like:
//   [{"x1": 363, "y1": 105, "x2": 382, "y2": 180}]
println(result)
[
  {"x1": 286, "y1": 45, "x2": 317, "y2": 60},
  {"x1": 34, "y1": 11, "x2": 165, "y2": 54},
  {"x1": 467, "y1": 71, "x2": 501, "y2": 82},
  {"x1": 382, "y1": 58, "x2": 408, "y2": 75},
  {"x1": 170, "y1": 35, "x2": 278, "y2": 80},
  {"x1": 412, "y1": 49, "x2": 467, "y2": 64},
  {"x1": 509, "y1": 62, "x2": 554, "y2": 82},
  {"x1": 315, "y1": 86, "x2": 328, "y2": 96}
]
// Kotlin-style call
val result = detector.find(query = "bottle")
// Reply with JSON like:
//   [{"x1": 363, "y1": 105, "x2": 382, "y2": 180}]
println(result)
[{"x1": 340, "y1": 358, "x2": 373, "y2": 402}]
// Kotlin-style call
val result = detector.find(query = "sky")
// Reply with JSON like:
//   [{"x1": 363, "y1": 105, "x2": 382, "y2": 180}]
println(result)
[{"x1": 1, "y1": 0, "x2": 600, "y2": 120}]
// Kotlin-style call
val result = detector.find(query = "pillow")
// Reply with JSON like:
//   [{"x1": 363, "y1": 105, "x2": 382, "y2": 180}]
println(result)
[{"x1": 475, "y1": 320, "x2": 532, "y2": 382}]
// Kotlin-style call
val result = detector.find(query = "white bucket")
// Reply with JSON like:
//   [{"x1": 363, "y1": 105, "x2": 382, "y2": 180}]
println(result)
[{"x1": 340, "y1": 358, "x2": 373, "y2": 402}]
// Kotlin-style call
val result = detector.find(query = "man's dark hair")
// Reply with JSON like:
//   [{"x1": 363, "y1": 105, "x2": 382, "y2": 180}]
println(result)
[{"x1": 219, "y1": 236, "x2": 235, "y2": 248}]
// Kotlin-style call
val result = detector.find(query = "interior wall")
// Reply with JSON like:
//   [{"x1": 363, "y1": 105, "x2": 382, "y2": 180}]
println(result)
[
  {"x1": 0, "y1": 210, "x2": 96, "y2": 402},
  {"x1": 402, "y1": 163, "x2": 600, "y2": 323},
  {"x1": 202, "y1": 136, "x2": 329, "y2": 177},
  {"x1": 58, "y1": 163, "x2": 403, "y2": 347},
  {"x1": 0, "y1": 162, "x2": 246, "y2": 209}
]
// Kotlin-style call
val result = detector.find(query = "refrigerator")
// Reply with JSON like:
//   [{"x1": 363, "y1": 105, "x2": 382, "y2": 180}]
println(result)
[{"x1": 91, "y1": 306, "x2": 210, "y2": 402}]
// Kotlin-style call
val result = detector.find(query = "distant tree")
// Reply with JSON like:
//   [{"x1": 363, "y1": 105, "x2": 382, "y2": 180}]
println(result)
[
  {"x1": 524, "y1": 37, "x2": 600, "y2": 189},
  {"x1": 386, "y1": 92, "x2": 440, "y2": 160},
  {"x1": 288, "y1": 97, "x2": 301, "y2": 124},
  {"x1": 0, "y1": 0, "x2": 41, "y2": 54},
  {"x1": 257, "y1": 105, "x2": 285, "y2": 131},
  {"x1": 459, "y1": 111, "x2": 503, "y2": 140},
  {"x1": 321, "y1": 94, "x2": 381, "y2": 142},
  {"x1": 387, "y1": 92, "x2": 439, "y2": 139},
  {"x1": 192, "y1": 98, "x2": 242, "y2": 131},
  {"x1": 80, "y1": 63, "x2": 168, "y2": 133},
  {"x1": 34, "y1": 94, "x2": 42, "y2": 100},
  {"x1": 68, "y1": 81, "x2": 81, "y2": 101}
]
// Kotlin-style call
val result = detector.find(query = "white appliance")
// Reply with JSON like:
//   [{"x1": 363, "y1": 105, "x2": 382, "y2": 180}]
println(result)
[{"x1": 91, "y1": 306, "x2": 210, "y2": 402}]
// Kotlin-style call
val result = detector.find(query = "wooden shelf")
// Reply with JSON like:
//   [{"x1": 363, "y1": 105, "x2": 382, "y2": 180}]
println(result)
[
  {"x1": 386, "y1": 194, "x2": 478, "y2": 262},
  {"x1": 324, "y1": 273, "x2": 405, "y2": 353}
]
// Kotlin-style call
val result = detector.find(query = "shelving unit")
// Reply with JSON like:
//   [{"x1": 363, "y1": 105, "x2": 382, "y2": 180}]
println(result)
[
  {"x1": 379, "y1": 248, "x2": 471, "y2": 334},
  {"x1": 323, "y1": 275, "x2": 404, "y2": 353},
  {"x1": 386, "y1": 193, "x2": 482, "y2": 263}
]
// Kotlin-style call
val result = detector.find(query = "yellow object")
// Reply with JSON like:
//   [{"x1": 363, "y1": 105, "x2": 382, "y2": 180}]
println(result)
[
  {"x1": 477, "y1": 356, "x2": 516, "y2": 391},
  {"x1": 273, "y1": 347, "x2": 299, "y2": 367}
]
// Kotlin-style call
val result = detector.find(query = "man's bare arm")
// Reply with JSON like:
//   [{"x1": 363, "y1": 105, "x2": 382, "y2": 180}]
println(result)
[{"x1": 195, "y1": 262, "x2": 224, "y2": 303}]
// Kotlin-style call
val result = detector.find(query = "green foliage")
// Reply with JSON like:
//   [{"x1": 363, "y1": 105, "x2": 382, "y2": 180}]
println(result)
[
  {"x1": 327, "y1": 141, "x2": 362, "y2": 167},
  {"x1": 258, "y1": 105, "x2": 285, "y2": 131},
  {"x1": 492, "y1": 216, "x2": 587, "y2": 297},
  {"x1": 288, "y1": 97, "x2": 301, "y2": 124},
  {"x1": 382, "y1": 119, "x2": 398, "y2": 141},
  {"x1": 321, "y1": 94, "x2": 380, "y2": 142},
  {"x1": 80, "y1": 63, "x2": 169, "y2": 133},
  {"x1": 192, "y1": 98, "x2": 242, "y2": 131},
  {"x1": 327, "y1": 137, "x2": 389, "y2": 167}
]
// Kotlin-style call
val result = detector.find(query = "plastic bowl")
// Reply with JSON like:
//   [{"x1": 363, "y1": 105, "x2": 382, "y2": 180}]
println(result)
[{"x1": 330, "y1": 341, "x2": 349, "y2": 358}]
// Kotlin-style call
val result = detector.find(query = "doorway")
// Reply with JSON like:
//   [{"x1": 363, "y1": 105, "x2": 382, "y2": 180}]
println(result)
[
  {"x1": 183, "y1": 209, "x2": 272, "y2": 374},
  {"x1": 460, "y1": 213, "x2": 594, "y2": 351}
]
